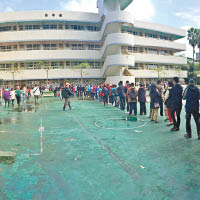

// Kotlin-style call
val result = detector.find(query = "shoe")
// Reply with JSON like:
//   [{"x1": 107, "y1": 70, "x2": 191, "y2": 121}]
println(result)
[
  {"x1": 184, "y1": 134, "x2": 191, "y2": 139},
  {"x1": 155, "y1": 121, "x2": 158, "y2": 123},
  {"x1": 151, "y1": 119, "x2": 154, "y2": 121},
  {"x1": 171, "y1": 127, "x2": 179, "y2": 132},
  {"x1": 164, "y1": 119, "x2": 169, "y2": 122},
  {"x1": 167, "y1": 123, "x2": 173, "y2": 126}
]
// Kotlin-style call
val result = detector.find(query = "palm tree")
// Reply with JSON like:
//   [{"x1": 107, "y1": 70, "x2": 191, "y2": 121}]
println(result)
[
  {"x1": 187, "y1": 28, "x2": 198, "y2": 65},
  {"x1": 196, "y1": 29, "x2": 200, "y2": 68}
]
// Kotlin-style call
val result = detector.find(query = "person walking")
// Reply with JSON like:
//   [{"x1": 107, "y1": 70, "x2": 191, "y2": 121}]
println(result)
[
  {"x1": 150, "y1": 84, "x2": 160, "y2": 123},
  {"x1": 33, "y1": 85, "x2": 41, "y2": 105},
  {"x1": 183, "y1": 79, "x2": 200, "y2": 140},
  {"x1": 10, "y1": 88, "x2": 16, "y2": 106},
  {"x1": 170, "y1": 77, "x2": 183, "y2": 131},
  {"x1": 62, "y1": 83, "x2": 73, "y2": 111},
  {"x1": 3, "y1": 88, "x2": 11, "y2": 107},
  {"x1": 127, "y1": 83, "x2": 138, "y2": 116},
  {"x1": 138, "y1": 83, "x2": 146, "y2": 115},
  {"x1": 15, "y1": 86, "x2": 22, "y2": 106}
]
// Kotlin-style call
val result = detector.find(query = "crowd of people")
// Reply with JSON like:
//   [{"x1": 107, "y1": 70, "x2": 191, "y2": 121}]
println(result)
[
  {"x1": 0, "y1": 85, "x2": 41, "y2": 107},
  {"x1": 1, "y1": 76, "x2": 200, "y2": 140},
  {"x1": 60, "y1": 77, "x2": 200, "y2": 140}
]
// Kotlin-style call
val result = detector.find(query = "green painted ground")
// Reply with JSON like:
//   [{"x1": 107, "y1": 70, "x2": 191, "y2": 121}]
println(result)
[{"x1": 0, "y1": 98, "x2": 200, "y2": 200}]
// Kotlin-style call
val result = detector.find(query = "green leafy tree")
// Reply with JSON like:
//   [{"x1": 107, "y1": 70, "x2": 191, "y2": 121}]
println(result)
[
  {"x1": 36, "y1": 61, "x2": 51, "y2": 85},
  {"x1": 73, "y1": 63, "x2": 91, "y2": 85}
]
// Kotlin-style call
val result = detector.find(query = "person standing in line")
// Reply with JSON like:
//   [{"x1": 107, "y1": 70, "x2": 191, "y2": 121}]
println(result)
[
  {"x1": 33, "y1": 85, "x2": 41, "y2": 105},
  {"x1": 117, "y1": 81, "x2": 126, "y2": 110},
  {"x1": 170, "y1": 77, "x2": 183, "y2": 132},
  {"x1": 183, "y1": 79, "x2": 200, "y2": 140},
  {"x1": 102, "y1": 85, "x2": 109, "y2": 106},
  {"x1": 3, "y1": 88, "x2": 11, "y2": 107},
  {"x1": 15, "y1": 86, "x2": 22, "y2": 107},
  {"x1": 157, "y1": 80, "x2": 164, "y2": 116},
  {"x1": 127, "y1": 83, "x2": 138, "y2": 116},
  {"x1": 125, "y1": 81, "x2": 130, "y2": 113},
  {"x1": 62, "y1": 83, "x2": 73, "y2": 111},
  {"x1": 150, "y1": 84, "x2": 160, "y2": 123},
  {"x1": 10, "y1": 88, "x2": 16, "y2": 106},
  {"x1": 164, "y1": 81, "x2": 174, "y2": 126},
  {"x1": 138, "y1": 83, "x2": 146, "y2": 115}
]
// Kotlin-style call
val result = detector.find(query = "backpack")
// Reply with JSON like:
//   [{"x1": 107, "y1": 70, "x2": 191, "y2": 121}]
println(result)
[{"x1": 130, "y1": 88, "x2": 136, "y2": 100}]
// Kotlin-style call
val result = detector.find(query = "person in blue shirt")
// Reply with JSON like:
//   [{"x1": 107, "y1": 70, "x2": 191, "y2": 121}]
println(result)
[{"x1": 183, "y1": 79, "x2": 200, "y2": 140}]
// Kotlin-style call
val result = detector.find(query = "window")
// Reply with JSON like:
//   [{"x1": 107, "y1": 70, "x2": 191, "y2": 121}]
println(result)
[
  {"x1": 51, "y1": 62, "x2": 58, "y2": 69},
  {"x1": 59, "y1": 14, "x2": 63, "y2": 17},
  {"x1": 65, "y1": 24, "x2": 69, "y2": 29},
  {"x1": 43, "y1": 24, "x2": 57, "y2": 30},
  {"x1": 43, "y1": 44, "x2": 57, "y2": 50},
  {"x1": 66, "y1": 44, "x2": 70, "y2": 48},
  {"x1": 33, "y1": 25, "x2": 40, "y2": 30},
  {"x1": 52, "y1": 14, "x2": 55, "y2": 17},
  {"x1": 45, "y1": 14, "x2": 48, "y2": 17},
  {"x1": 19, "y1": 25, "x2": 24, "y2": 31},
  {"x1": 19, "y1": 45, "x2": 25, "y2": 50},
  {"x1": 20, "y1": 63, "x2": 25, "y2": 70},
  {"x1": 66, "y1": 61, "x2": 70, "y2": 68},
  {"x1": 59, "y1": 62, "x2": 64, "y2": 68},
  {"x1": 58, "y1": 24, "x2": 63, "y2": 29},
  {"x1": 0, "y1": 26, "x2": 12, "y2": 32},
  {"x1": 33, "y1": 44, "x2": 40, "y2": 50}
]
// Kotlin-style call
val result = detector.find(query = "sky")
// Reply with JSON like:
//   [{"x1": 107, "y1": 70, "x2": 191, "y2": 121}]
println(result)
[{"x1": 0, "y1": 0, "x2": 200, "y2": 58}]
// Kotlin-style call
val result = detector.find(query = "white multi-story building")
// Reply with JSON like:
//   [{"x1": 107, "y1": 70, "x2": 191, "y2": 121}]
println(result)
[{"x1": 0, "y1": 0, "x2": 187, "y2": 86}]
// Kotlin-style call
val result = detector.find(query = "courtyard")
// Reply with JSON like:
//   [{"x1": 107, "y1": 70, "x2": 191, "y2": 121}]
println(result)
[{"x1": 0, "y1": 98, "x2": 199, "y2": 200}]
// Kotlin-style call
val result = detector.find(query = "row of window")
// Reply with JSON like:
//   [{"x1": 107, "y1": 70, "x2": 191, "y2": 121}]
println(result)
[
  {"x1": 0, "y1": 61, "x2": 102, "y2": 71},
  {"x1": 122, "y1": 46, "x2": 173, "y2": 56},
  {"x1": 0, "y1": 24, "x2": 100, "y2": 32},
  {"x1": 128, "y1": 64, "x2": 174, "y2": 70},
  {"x1": 0, "y1": 43, "x2": 102, "y2": 52},
  {"x1": 121, "y1": 29, "x2": 172, "y2": 41}
]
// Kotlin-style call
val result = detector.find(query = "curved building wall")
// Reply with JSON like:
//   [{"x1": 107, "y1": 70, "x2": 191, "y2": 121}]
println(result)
[{"x1": 0, "y1": 9, "x2": 187, "y2": 84}]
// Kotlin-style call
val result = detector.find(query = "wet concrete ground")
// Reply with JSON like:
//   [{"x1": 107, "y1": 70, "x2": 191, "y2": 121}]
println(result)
[{"x1": 0, "y1": 98, "x2": 200, "y2": 200}]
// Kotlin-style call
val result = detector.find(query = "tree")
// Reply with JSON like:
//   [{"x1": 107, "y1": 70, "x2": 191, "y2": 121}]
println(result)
[
  {"x1": 36, "y1": 61, "x2": 51, "y2": 85},
  {"x1": 152, "y1": 66, "x2": 165, "y2": 80},
  {"x1": 187, "y1": 28, "x2": 198, "y2": 65},
  {"x1": 11, "y1": 64, "x2": 20, "y2": 87},
  {"x1": 196, "y1": 29, "x2": 200, "y2": 69},
  {"x1": 73, "y1": 63, "x2": 91, "y2": 85}
]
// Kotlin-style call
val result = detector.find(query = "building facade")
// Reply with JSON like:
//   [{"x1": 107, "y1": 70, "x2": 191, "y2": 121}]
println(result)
[{"x1": 0, "y1": 0, "x2": 187, "y2": 86}]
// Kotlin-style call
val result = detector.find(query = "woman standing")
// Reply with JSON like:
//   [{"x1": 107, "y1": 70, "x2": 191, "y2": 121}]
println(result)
[
  {"x1": 3, "y1": 88, "x2": 11, "y2": 107},
  {"x1": 10, "y1": 88, "x2": 16, "y2": 106},
  {"x1": 164, "y1": 81, "x2": 174, "y2": 126},
  {"x1": 150, "y1": 84, "x2": 160, "y2": 123}
]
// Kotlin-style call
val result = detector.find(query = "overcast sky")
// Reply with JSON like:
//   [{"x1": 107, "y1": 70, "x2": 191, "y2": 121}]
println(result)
[{"x1": 0, "y1": 0, "x2": 200, "y2": 58}]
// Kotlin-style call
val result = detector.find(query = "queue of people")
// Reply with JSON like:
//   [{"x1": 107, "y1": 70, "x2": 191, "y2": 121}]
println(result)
[
  {"x1": 1, "y1": 77, "x2": 200, "y2": 140},
  {"x1": 87, "y1": 77, "x2": 200, "y2": 140}
]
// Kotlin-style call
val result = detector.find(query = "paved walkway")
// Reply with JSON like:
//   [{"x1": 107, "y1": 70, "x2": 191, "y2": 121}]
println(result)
[{"x1": 0, "y1": 98, "x2": 199, "y2": 200}]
